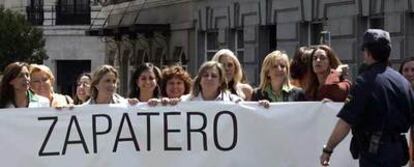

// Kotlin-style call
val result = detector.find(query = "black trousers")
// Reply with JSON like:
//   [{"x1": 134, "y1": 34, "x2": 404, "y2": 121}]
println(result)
[{"x1": 358, "y1": 141, "x2": 408, "y2": 167}]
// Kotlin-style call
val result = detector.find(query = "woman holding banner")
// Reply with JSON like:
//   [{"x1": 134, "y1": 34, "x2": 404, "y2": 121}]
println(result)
[
  {"x1": 129, "y1": 63, "x2": 162, "y2": 102},
  {"x1": 73, "y1": 73, "x2": 91, "y2": 105},
  {"x1": 29, "y1": 64, "x2": 73, "y2": 107},
  {"x1": 145, "y1": 65, "x2": 190, "y2": 106},
  {"x1": 181, "y1": 61, "x2": 241, "y2": 102},
  {"x1": 211, "y1": 49, "x2": 253, "y2": 100},
  {"x1": 86, "y1": 65, "x2": 126, "y2": 104},
  {"x1": 251, "y1": 50, "x2": 305, "y2": 108},
  {"x1": 160, "y1": 65, "x2": 191, "y2": 98},
  {"x1": 0, "y1": 62, "x2": 49, "y2": 108}
]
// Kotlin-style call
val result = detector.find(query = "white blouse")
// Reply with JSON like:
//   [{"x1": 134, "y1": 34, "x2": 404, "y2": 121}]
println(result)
[{"x1": 181, "y1": 90, "x2": 242, "y2": 102}]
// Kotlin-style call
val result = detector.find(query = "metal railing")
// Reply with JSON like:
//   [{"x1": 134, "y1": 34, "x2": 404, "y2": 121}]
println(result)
[{"x1": 26, "y1": 4, "x2": 92, "y2": 26}]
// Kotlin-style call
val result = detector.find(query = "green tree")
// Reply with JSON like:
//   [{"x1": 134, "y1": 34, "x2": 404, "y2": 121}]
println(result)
[{"x1": 0, "y1": 6, "x2": 48, "y2": 71}]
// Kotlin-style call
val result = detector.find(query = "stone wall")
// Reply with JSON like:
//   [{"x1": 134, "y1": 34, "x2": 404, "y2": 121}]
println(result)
[
  {"x1": 103, "y1": 0, "x2": 414, "y2": 91},
  {"x1": 194, "y1": 0, "x2": 414, "y2": 85}
]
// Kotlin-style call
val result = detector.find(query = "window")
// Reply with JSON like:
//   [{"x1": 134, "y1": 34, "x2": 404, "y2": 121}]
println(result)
[
  {"x1": 56, "y1": 60, "x2": 91, "y2": 96},
  {"x1": 232, "y1": 29, "x2": 244, "y2": 63},
  {"x1": 154, "y1": 47, "x2": 164, "y2": 67},
  {"x1": 112, "y1": 0, "x2": 133, "y2": 4},
  {"x1": 173, "y1": 46, "x2": 188, "y2": 69},
  {"x1": 26, "y1": 0, "x2": 44, "y2": 25},
  {"x1": 205, "y1": 31, "x2": 219, "y2": 61},
  {"x1": 143, "y1": 51, "x2": 150, "y2": 63},
  {"x1": 269, "y1": 25, "x2": 277, "y2": 52},
  {"x1": 259, "y1": 25, "x2": 277, "y2": 53},
  {"x1": 319, "y1": 31, "x2": 331, "y2": 46},
  {"x1": 56, "y1": 0, "x2": 91, "y2": 25},
  {"x1": 369, "y1": 17, "x2": 384, "y2": 29},
  {"x1": 130, "y1": 49, "x2": 148, "y2": 66},
  {"x1": 311, "y1": 22, "x2": 323, "y2": 45}
]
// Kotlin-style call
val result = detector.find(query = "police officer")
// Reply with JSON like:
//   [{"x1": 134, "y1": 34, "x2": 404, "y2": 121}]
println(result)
[{"x1": 319, "y1": 29, "x2": 414, "y2": 167}]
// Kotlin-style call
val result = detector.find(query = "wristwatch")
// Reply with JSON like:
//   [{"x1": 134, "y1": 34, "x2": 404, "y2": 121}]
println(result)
[{"x1": 322, "y1": 145, "x2": 333, "y2": 154}]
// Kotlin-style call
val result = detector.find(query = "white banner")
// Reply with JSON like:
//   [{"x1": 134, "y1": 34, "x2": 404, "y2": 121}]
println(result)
[{"x1": 0, "y1": 102, "x2": 358, "y2": 167}]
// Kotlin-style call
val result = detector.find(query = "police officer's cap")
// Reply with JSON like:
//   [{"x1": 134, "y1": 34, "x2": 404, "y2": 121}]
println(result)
[{"x1": 361, "y1": 29, "x2": 391, "y2": 49}]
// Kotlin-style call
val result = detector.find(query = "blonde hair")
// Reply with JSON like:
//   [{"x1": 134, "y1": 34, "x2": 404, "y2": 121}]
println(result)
[
  {"x1": 90, "y1": 65, "x2": 119, "y2": 99},
  {"x1": 29, "y1": 64, "x2": 55, "y2": 84},
  {"x1": 258, "y1": 50, "x2": 291, "y2": 93},
  {"x1": 191, "y1": 61, "x2": 227, "y2": 97},
  {"x1": 211, "y1": 49, "x2": 245, "y2": 98},
  {"x1": 211, "y1": 49, "x2": 243, "y2": 83}
]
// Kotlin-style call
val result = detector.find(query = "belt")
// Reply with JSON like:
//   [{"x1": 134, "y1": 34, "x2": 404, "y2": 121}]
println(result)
[{"x1": 380, "y1": 134, "x2": 405, "y2": 143}]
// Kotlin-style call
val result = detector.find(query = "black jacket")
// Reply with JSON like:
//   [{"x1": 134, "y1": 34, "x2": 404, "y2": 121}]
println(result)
[{"x1": 251, "y1": 87, "x2": 306, "y2": 102}]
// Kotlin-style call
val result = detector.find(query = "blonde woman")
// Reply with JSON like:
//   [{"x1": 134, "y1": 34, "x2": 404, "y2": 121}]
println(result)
[
  {"x1": 181, "y1": 61, "x2": 242, "y2": 102},
  {"x1": 211, "y1": 49, "x2": 253, "y2": 100},
  {"x1": 30, "y1": 64, "x2": 73, "y2": 107},
  {"x1": 86, "y1": 65, "x2": 126, "y2": 104},
  {"x1": 252, "y1": 50, "x2": 305, "y2": 106}
]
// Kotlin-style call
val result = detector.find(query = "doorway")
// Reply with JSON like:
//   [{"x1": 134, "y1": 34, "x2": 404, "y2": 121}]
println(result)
[{"x1": 56, "y1": 60, "x2": 91, "y2": 96}]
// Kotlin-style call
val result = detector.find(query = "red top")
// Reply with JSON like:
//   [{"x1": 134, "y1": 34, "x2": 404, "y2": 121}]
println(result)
[{"x1": 315, "y1": 70, "x2": 351, "y2": 102}]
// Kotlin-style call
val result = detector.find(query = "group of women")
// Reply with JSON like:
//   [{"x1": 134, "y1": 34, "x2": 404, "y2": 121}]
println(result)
[
  {"x1": 0, "y1": 44, "x2": 362, "y2": 109},
  {"x1": 0, "y1": 62, "x2": 87, "y2": 108}
]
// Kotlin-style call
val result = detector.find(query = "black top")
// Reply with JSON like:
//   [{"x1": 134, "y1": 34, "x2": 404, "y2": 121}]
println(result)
[
  {"x1": 251, "y1": 87, "x2": 306, "y2": 102},
  {"x1": 337, "y1": 63, "x2": 414, "y2": 133},
  {"x1": 228, "y1": 80, "x2": 238, "y2": 95}
]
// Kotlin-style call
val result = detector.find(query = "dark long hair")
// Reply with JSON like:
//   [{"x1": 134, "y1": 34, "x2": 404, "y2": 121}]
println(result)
[
  {"x1": 129, "y1": 63, "x2": 162, "y2": 99},
  {"x1": 399, "y1": 57, "x2": 414, "y2": 74},
  {"x1": 0, "y1": 62, "x2": 29, "y2": 108},
  {"x1": 306, "y1": 45, "x2": 342, "y2": 100},
  {"x1": 290, "y1": 46, "x2": 312, "y2": 80},
  {"x1": 72, "y1": 73, "x2": 91, "y2": 105}
]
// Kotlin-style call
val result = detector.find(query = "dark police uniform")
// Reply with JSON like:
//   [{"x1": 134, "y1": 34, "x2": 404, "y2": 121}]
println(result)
[{"x1": 337, "y1": 62, "x2": 414, "y2": 166}]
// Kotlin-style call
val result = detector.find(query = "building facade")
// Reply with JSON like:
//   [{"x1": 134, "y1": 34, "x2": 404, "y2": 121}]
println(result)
[
  {"x1": 91, "y1": 0, "x2": 414, "y2": 96},
  {"x1": 2, "y1": 0, "x2": 106, "y2": 95}
]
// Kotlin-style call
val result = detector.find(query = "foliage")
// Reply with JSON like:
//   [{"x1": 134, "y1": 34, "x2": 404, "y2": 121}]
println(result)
[{"x1": 0, "y1": 6, "x2": 48, "y2": 71}]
